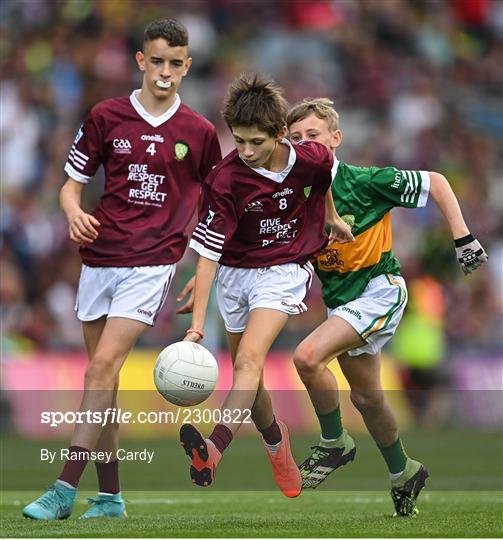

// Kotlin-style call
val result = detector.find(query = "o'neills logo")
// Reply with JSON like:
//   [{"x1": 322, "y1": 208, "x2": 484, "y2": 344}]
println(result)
[
  {"x1": 141, "y1": 134, "x2": 164, "y2": 143},
  {"x1": 341, "y1": 306, "x2": 362, "y2": 320},
  {"x1": 273, "y1": 187, "x2": 293, "y2": 198}
]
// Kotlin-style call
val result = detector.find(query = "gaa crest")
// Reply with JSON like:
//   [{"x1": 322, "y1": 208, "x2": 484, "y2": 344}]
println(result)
[{"x1": 174, "y1": 142, "x2": 189, "y2": 161}]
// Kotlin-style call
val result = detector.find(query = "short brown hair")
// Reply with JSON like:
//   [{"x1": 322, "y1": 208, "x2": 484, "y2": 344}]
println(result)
[
  {"x1": 143, "y1": 19, "x2": 188, "y2": 48},
  {"x1": 222, "y1": 73, "x2": 288, "y2": 137},
  {"x1": 287, "y1": 98, "x2": 339, "y2": 131}
]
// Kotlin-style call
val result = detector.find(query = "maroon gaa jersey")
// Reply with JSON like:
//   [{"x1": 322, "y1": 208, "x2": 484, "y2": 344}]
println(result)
[
  {"x1": 189, "y1": 140, "x2": 333, "y2": 267},
  {"x1": 64, "y1": 91, "x2": 222, "y2": 267}
]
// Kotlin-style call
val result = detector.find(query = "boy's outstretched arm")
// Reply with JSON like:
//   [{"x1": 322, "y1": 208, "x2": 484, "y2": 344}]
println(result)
[
  {"x1": 184, "y1": 256, "x2": 218, "y2": 342},
  {"x1": 429, "y1": 172, "x2": 488, "y2": 274}
]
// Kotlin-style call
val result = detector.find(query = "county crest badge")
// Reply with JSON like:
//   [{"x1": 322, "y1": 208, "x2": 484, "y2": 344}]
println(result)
[
  {"x1": 341, "y1": 214, "x2": 355, "y2": 230},
  {"x1": 174, "y1": 142, "x2": 189, "y2": 161}
]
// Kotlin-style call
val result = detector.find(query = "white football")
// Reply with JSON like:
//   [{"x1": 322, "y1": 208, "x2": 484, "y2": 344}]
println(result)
[{"x1": 153, "y1": 341, "x2": 218, "y2": 406}]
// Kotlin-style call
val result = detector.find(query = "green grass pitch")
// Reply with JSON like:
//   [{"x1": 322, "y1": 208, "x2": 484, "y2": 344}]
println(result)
[
  {"x1": 1, "y1": 429, "x2": 502, "y2": 537},
  {"x1": 1, "y1": 490, "x2": 502, "y2": 537}
]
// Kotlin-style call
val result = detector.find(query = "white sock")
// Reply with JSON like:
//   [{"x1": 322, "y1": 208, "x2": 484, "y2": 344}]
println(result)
[
  {"x1": 320, "y1": 434, "x2": 342, "y2": 448},
  {"x1": 266, "y1": 442, "x2": 281, "y2": 455},
  {"x1": 389, "y1": 470, "x2": 403, "y2": 481},
  {"x1": 55, "y1": 479, "x2": 76, "y2": 490}
]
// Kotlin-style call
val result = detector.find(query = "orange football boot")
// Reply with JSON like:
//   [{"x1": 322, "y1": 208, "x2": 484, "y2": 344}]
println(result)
[
  {"x1": 262, "y1": 420, "x2": 302, "y2": 498},
  {"x1": 180, "y1": 424, "x2": 222, "y2": 487}
]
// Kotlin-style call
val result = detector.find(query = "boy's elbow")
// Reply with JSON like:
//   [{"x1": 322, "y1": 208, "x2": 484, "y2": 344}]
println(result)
[
  {"x1": 429, "y1": 171, "x2": 449, "y2": 186},
  {"x1": 428, "y1": 171, "x2": 450, "y2": 195},
  {"x1": 59, "y1": 179, "x2": 71, "y2": 199},
  {"x1": 429, "y1": 171, "x2": 445, "y2": 181}
]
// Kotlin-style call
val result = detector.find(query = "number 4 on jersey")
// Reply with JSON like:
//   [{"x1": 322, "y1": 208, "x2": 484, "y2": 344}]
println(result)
[{"x1": 146, "y1": 142, "x2": 156, "y2": 156}]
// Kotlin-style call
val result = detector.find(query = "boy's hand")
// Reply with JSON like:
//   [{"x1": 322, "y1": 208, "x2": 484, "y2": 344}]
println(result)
[
  {"x1": 455, "y1": 234, "x2": 488, "y2": 275},
  {"x1": 184, "y1": 332, "x2": 202, "y2": 343},
  {"x1": 176, "y1": 276, "x2": 195, "y2": 314},
  {"x1": 328, "y1": 218, "x2": 355, "y2": 244},
  {"x1": 68, "y1": 211, "x2": 100, "y2": 244},
  {"x1": 184, "y1": 328, "x2": 203, "y2": 343}
]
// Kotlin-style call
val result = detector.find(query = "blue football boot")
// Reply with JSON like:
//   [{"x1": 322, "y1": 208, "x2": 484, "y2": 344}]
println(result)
[
  {"x1": 80, "y1": 492, "x2": 127, "y2": 519},
  {"x1": 22, "y1": 482, "x2": 76, "y2": 520}
]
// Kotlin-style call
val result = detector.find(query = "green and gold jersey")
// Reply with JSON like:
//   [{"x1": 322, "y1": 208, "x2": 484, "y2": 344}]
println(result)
[{"x1": 315, "y1": 160, "x2": 430, "y2": 308}]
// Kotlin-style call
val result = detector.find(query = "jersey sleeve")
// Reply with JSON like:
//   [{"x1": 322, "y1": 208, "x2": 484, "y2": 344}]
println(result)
[
  {"x1": 298, "y1": 140, "x2": 334, "y2": 191},
  {"x1": 316, "y1": 143, "x2": 334, "y2": 192},
  {"x1": 189, "y1": 181, "x2": 238, "y2": 262},
  {"x1": 63, "y1": 110, "x2": 104, "y2": 183},
  {"x1": 198, "y1": 126, "x2": 222, "y2": 180},
  {"x1": 368, "y1": 166, "x2": 430, "y2": 208}
]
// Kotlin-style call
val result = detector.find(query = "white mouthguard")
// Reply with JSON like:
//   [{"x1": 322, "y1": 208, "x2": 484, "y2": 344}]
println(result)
[{"x1": 156, "y1": 80, "x2": 172, "y2": 89}]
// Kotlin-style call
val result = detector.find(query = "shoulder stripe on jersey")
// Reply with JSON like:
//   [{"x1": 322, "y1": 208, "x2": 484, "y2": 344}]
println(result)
[
  {"x1": 193, "y1": 222, "x2": 225, "y2": 252},
  {"x1": 71, "y1": 146, "x2": 89, "y2": 161},
  {"x1": 69, "y1": 154, "x2": 86, "y2": 170},
  {"x1": 70, "y1": 150, "x2": 87, "y2": 165},
  {"x1": 206, "y1": 229, "x2": 225, "y2": 243},
  {"x1": 64, "y1": 162, "x2": 91, "y2": 183},
  {"x1": 194, "y1": 226, "x2": 224, "y2": 245},
  {"x1": 401, "y1": 171, "x2": 412, "y2": 203},
  {"x1": 192, "y1": 230, "x2": 223, "y2": 250},
  {"x1": 400, "y1": 170, "x2": 419, "y2": 204},
  {"x1": 196, "y1": 223, "x2": 225, "y2": 239},
  {"x1": 68, "y1": 160, "x2": 83, "y2": 171},
  {"x1": 189, "y1": 238, "x2": 221, "y2": 262},
  {"x1": 195, "y1": 225, "x2": 224, "y2": 245}
]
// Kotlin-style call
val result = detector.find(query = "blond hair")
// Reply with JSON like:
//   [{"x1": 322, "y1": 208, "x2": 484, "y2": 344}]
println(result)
[{"x1": 287, "y1": 98, "x2": 339, "y2": 131}]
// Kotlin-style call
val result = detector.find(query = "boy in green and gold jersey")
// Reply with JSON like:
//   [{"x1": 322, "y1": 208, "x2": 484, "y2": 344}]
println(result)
[{"x1": 287, "y1": 98, "x2": 487, "y2": 516}]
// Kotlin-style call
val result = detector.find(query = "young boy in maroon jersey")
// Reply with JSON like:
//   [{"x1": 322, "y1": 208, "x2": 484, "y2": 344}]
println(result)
[
  {"x1": 22, "y1": 19, "x2": 221, "y2": 520},
  {"x1": 179, "y1": 74, "x2": 353, "y2": 497}
]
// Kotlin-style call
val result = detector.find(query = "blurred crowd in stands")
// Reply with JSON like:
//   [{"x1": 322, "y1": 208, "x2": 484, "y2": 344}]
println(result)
[{"x1": 1, "y1": 0, "x2": 502, "y2": 376}]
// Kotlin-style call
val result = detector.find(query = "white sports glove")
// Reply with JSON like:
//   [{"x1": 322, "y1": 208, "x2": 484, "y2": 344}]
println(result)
[{"x1": 454, "y1": 234, "x2": 488, "y2": 275}]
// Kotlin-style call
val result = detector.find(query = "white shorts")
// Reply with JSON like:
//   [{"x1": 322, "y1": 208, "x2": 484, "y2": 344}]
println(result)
[
  {"x1": 75, "y1": 264, "x2": 176, "y2": 326},
  {"x1": 216, "y1": 262, "x2": 314, "y2": 333},
  {"x1": 328, "y1": 273, "x2": 408, "y2": 356}
]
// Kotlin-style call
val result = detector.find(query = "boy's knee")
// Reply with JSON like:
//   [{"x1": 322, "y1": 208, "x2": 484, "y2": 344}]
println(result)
[
  {"x1": 350, "y1": 390, "x2": 384, "y2": 413},
  {"x1": 85, "y1": 355, "x2": 120, "y2": 388},
  {"x1": 293, "y1": 342, "x2": 322, "y2": 379},
  {"x1": 233, "y1": 350, "x2": 263, "y2": 381}
]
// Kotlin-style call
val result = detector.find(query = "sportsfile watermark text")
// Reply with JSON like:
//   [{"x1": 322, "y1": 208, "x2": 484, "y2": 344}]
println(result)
[{"x1": 41, "y1": 407, "x2": 253, "y2": 427}]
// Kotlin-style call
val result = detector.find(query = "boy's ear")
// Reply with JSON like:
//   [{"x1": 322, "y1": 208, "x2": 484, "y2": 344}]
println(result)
[
  {"x1": 182, "y1": 56, "x2": 192, "y2": 77},
  {"x1": 136, "y1": 51, "x2": 145, "y2": 72},
  {"x1": 332, "y1": 129, "x2": 342, "y2": 149}
]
